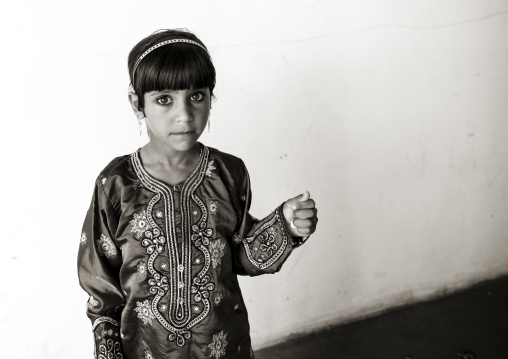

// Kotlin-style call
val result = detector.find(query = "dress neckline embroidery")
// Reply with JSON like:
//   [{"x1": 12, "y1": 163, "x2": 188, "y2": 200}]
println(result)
[
  {"x1": 135, "y1": 143, "x2": 206, "y2": 190},
  {"x1": 130, "y1": 144, "x2": 215, "y2": 347}
]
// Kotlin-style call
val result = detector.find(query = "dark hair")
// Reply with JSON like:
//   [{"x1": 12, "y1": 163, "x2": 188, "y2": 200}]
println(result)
[{"x1": 128, "y1": 29, "x2": 216, "y2": 111}]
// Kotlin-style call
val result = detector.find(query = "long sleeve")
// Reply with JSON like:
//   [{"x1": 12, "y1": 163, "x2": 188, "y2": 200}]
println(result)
[
  {"x1": 230, "y1": 164, "x2": 296, "y2": 276},
  {"x1": 78, "y1": 178, "x2": 125, "y2": 359}
]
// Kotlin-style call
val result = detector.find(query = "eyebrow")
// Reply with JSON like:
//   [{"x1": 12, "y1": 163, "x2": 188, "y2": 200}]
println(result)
[{"x1": 149, "y1": 90, "x2": 176, "y2": 97}]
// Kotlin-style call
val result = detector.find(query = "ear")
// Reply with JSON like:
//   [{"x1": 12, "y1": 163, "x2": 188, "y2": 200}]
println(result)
[{"x1": 128, "y1": 91, "x2": 144, "y2": 119}]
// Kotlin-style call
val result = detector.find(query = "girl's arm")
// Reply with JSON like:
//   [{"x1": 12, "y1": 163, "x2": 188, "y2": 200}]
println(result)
[
  {"x1": 77, "y1": 180, "x2": 125, "y2": 358},
  {"x1": 231, "y1": 164, "x2": 317, "y2": 276}
]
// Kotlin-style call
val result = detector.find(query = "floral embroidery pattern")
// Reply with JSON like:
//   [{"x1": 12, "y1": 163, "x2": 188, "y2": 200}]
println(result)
[
  {"x1": 191, "y1": 275, "x2": 214, "y2": 302},
  {"x1": 98, "y1": 339, "x2": 123, "y2": 359},
  {"x1": 258, "y1": 227, "x2": 278, "y2": 256},
  {"x1": 208, "y1": 331, "x2": 228, "y2": 358},
  {"x1": 205, "y1": 160, "x2": 216, "y2": 177},
  {"x1": 134, "y1": 300, "x2": 155, "y2": 325},
  {"x1": 144, "y1": 349, "x2": 154, "y2": 359},
  {"x1": 148, "y1": 272, "x2": 169, "y2": 296},
  {"x1": 87, "y1": 295, "x2": 98, "y2": 309},
  {"x1": 241, "y1": 195, "x2": 246, "y2": 201},
  {"x1": 208, "y1": 200, "x2": 218, "y2": 215},
  {"x1": 242, "y1": 206, "x2": 289, "y2": 270},
  {"x1": 130, "y1": 147, "x2": 217, "y2": 348},
  {"x1": 130, "y1": 210, "x2": 152, "y2": 239},
  {"x1": 209, "y1": 239, "x2": 225, "y2": 268},
  {"x1": 191, "y1": 222, "x2": 213, "y2": 247},
  {"x1": 101, "y1": 177, "x2": 107, "y2": 185},
  {"x1": 97, "y1": 234, "x2": 117, "y2": 258},
  {"x1": 80, "y1": 231, "x2": 87, "y2": 245},
  {"x1": 232, "y1": 234, "x2": 241, "y2": 245},
  {"x1": 213, "y1": 293, "x2": 223, "y2": 307},
  {"x1": 137, "y1": 261, "x2": 147, "y2": 276}
]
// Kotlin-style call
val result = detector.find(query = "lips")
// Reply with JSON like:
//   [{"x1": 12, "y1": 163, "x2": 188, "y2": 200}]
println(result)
[{"x1": 171, "y1": 130, "x2": 195, "y2": 135}]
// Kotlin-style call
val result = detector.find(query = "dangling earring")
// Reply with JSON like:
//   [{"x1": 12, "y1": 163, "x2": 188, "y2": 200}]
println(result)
[
  {"x1": 137, "y1": 117, "x2": 143, "y2": 137},
  {"x1": 207, "y1": 110, "x2": 211, "y2": 133}
]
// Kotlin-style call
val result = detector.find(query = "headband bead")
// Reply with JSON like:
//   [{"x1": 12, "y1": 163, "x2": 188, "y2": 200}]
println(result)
[{"x1": 132, "y1": 38, "x2": 208, "y2": 80}]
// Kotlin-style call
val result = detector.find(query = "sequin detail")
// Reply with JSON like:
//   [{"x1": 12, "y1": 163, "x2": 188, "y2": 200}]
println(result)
[
  {"x1": 144, "y1": 349, "x2": 154, "y2": 359},
  {"x1": 134, "y1": 300, "x2": 155, "y2": 325},
  {"x1": 97, "y1": 234, "x2": 117, "y2": 258},
  {"x1": 101, "y1": 178, "x2": 107, "y2": 185},
  {"x1": 208, "y1": 331, "x2": 228, "y2": 358}
]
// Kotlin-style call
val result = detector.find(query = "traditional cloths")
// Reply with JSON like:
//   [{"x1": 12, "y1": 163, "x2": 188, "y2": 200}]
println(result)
[{"x1": 78, "y1": 143, "x2": 297, "y2": 359}]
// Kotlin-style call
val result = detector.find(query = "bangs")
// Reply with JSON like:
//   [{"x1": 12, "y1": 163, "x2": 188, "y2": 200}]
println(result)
[{"x1": 134, "y1": 44, "x2": 215, "y2": 95}]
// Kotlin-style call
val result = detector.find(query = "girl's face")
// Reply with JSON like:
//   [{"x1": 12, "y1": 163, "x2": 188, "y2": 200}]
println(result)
[{"x1": 141, "y1": 88, "x2": 211, "y2": 153}]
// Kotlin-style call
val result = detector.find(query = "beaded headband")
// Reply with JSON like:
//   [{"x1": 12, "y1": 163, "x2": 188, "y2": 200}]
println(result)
[{"x1": 131, "y1": 39, "x2": 209, "y2": 80}]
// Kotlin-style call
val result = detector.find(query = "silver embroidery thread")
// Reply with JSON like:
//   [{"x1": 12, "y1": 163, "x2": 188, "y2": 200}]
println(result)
[
  {"x1": 98, "y1": 338, "x2": 123, "y2": 359},
  {"x1": 208, "y1": 200, "x2": 218, "y2": 215},
  {"x1": 137, "y1": 261, "x2": 147, "y2": 276},
  {"x1": 130, "y1": 147, "x2": 216, "y2": 347},
  {"x1": 205, "y1": 160, "x2": 216, "y2": 177},
  {"x1": 134, "y1": 300, "x2": 155, "y2": 325},
  {"x1": 208, "y1": 331, "x2": 228, "y2": 358},
  {"x1": 87, "y1": 295, "x2": 99, "y2": 309},
  {"x1": 97, "y1": 234, "x2": 117, "y2": 258},
  {"x1": 242, "y1": 207, "x2": 289, "y2": 269},
  {"x1": 213, "y1": 293, "x2": 223, "y2": 307},
  {"x1": 130, "y1": 210, "x2": 152, "y2": 239},
  {"x1": 209, "y1": 239, "x2": 225, "y2": 268},
  {"x1": 80, "y1": 231, "x2": 87, "y2": 245}
]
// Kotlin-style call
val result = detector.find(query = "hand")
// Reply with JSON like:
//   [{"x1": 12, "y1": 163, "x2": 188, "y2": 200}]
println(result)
[{"x1": 282, "y1": 191, "x2": 318, "y2": 237}]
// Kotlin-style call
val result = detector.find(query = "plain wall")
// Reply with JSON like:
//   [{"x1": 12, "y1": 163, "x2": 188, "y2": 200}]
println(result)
[{"x1": 1, "y1": 1, "x2": 507, "y2": 357}]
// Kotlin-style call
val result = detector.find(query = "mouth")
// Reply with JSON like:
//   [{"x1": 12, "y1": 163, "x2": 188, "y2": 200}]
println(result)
[{"x1": 171, "y1": 130, "x2": 196, "y2": 136}]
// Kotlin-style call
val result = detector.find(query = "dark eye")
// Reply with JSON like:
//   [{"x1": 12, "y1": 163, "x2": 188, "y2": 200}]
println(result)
[
  {"x1": 157, "y1": 95, "x2": 172, "y2": 105},
  {"x1": 190, "y1": 92, "x2": 204, "y2": 102}
]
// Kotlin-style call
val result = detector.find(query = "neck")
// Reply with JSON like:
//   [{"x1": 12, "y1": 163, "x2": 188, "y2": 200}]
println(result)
[{"x1": 143, "y1": 141, "x2": 201, "y2": 168}]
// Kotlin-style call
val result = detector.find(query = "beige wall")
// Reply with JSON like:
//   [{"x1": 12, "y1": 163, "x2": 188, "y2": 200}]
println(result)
[{"x1": 1, "y1": 1, "x2": 507, "y2": 357}]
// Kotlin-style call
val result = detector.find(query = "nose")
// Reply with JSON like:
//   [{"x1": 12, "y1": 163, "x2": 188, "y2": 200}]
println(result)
[{"x1": 174, "y1": 100, "x2": 193, "y2": 123}]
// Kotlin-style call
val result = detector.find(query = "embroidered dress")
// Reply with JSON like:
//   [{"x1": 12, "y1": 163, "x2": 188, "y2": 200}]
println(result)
[{"x1": 78, "y1": 144, "x2": 301, "y2": 359}]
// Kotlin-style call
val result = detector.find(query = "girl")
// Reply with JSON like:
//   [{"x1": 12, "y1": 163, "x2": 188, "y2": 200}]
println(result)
[{"x1": 78, "y1": 29, "x2": 318, "y2": 359}]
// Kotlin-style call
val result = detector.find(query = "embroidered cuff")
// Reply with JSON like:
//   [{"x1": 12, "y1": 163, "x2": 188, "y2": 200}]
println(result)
[
  {"x1": 92, "y1": 316, "x2": 123, "y2": 359},
  {"x1": 241, "y1": 205, "x2": 292, "y2": 270}
]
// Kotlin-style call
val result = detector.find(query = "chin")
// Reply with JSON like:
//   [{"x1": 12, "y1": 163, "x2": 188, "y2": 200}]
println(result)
[{"x1": 169, "y1": 140, "x2": 200, "y2": 152}]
